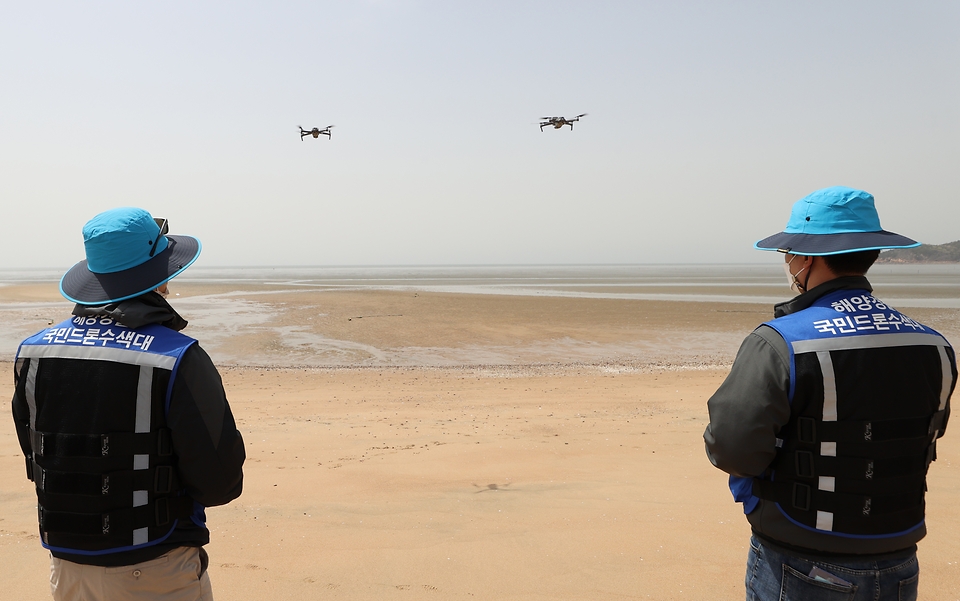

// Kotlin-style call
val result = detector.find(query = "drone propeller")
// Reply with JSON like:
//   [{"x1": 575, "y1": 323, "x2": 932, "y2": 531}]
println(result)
[
  {"x1": 325, "y1": 125, "x2": 335, "y2": 129},
  {"x1": 575, "y1": 113, "x2": 587, "y2": 118}
]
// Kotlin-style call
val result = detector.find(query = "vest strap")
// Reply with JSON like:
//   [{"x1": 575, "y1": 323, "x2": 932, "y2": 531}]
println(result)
[
  {"x1": 33, "y1": 462, "x2": 180, "y2": 497},
  {"x1": 827, "y1": 473, "x2": 924, "y2": 496},
  {"x1": 821, "y1": 454, "x2": 926, "y2": 481},
  {"x1": 816, "y1": 415, "x2": 934, "y2": 444},
  {"x1": 830, "y1": 437, "x2": 931, "y2": 460},
  {"x1": 829, "y1": 505, "x2": 925, "y2": 534},
  {"x1": 38, "y1": 496, "x2": 194, "y2": 537},
  {"x1": 752, "y1": 479, "x2": 923, "y2": 516},
  {"x1": 30, "y1": 428, "x2": 172, "y2": 458},
  {"x1": 780, "y1": 451, "x2": 928, "y2": 481}
]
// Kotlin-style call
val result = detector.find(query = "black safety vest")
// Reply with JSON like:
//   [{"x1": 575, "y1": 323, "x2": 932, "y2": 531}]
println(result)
[
  {"x1": 15, "y1": 316, "x2": 199, "y2": 556},
  {"x1": 743, "y1": 289, "x2": 955, "y2": 538}
]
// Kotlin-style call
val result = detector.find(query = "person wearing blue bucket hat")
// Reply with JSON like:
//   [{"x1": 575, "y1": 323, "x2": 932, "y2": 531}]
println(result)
[
  {"x1": 58, "y1": 207, "x2": 202, "y2": 306},
  {"x1": 12, "y1": 208, "x2": 245, "y2": 601},
  {"x1": 704, "y1": 187, "x2": 956, "y2": 600}
]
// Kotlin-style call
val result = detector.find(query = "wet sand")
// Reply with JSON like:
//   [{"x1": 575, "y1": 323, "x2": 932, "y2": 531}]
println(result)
[
  {"x1": 1, "y1": 282, "x2": 958, "y2": 599},
  {"x1": 0, "y1": 281, "x2": 778, "y2": 368}
]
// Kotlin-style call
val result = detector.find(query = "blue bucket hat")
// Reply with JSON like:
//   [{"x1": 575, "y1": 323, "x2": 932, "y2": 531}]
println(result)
[
  {"x1": 754, "y1": 186, "x2": 919, "y2": 256},
  {"x1": 60, "y1": 207, "x2": 202, "y2": 305}
]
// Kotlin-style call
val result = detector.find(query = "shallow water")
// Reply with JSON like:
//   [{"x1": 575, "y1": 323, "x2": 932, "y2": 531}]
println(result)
[
  {"x1": 3, "y1": 263, "x2": 958, "y2": 303},
  {"x1": 178, "y1": 263, "x2": 960, "y2": 307}
]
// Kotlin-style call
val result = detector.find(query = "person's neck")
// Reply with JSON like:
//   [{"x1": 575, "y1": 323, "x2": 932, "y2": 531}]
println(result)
[{"x1": 803, "y1": 257, "x2": 841, "y2": 291}]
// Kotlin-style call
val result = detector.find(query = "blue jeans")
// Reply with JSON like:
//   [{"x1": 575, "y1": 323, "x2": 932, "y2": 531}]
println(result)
[{"x1": 745, "y1": 535, "x2": 919, "y2": 601}]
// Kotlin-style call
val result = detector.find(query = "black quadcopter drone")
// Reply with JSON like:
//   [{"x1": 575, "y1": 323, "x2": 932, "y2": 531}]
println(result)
[
  {"x1": 540, "y1": 113, "x2": 587, "y2": 131},
  {"x1": 300, "y1": 125, "x2": 334, "y2": 140}
]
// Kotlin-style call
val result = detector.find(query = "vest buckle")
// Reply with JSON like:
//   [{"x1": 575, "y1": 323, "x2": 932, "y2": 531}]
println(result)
[
  {"x1": 155, "y1": 466, "x2": 174, "y2": 494},
  {"x1": 794, "y1": 450, "x2": 815, "y2": 479},
  {"x1": 792, "y1": 483, "x2": 811, "y2": 511},
  {"x1": 797, "y1": 417, "x2": 817, "y2": 444},
  {"x1": 157, "y1": 429, "x2": 173, "y2": 457},
  {"x1": 155, "y1": 497, "x2": 170, "y2": 527}
]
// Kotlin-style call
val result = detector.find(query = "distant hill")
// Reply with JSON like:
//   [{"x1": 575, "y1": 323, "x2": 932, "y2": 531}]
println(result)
[{"x1": 876, "y1": 240, "x2": 960, "y2": 263}]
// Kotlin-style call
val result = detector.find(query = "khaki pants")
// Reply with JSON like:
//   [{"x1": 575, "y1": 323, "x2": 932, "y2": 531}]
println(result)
[{"x1": 50, "y1": 546, "x2": 213, "y2": 601}]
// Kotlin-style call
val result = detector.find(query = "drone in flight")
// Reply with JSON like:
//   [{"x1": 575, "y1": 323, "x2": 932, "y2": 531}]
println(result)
[
  {"x1": 300, "y1": 125, "x2": 334, "y2": 140},
  {"x1": 540, "y1": 113, "x2": 587, "y2": 131}
]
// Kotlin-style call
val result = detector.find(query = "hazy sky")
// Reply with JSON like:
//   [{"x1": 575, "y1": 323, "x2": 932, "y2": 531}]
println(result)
[{"x1": 2, "y1": 2, "x2": 958, "y2": 269}]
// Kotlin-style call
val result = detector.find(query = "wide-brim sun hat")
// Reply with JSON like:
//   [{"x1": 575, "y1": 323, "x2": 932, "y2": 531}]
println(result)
[
  {"x1": 754, "y1": 186, "x2": 920, "y2": 256},
  {"x1": 60, "y1": 207, "x2": 202, "y2": 305}
]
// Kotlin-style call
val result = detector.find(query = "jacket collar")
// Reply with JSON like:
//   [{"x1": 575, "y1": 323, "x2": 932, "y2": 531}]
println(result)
[
  {"x1": 72, "y1": 291, "x2": 189, "y2": 331},
  {"x1": 773, "y1": 275, "x2": 873, "y2": 318}
]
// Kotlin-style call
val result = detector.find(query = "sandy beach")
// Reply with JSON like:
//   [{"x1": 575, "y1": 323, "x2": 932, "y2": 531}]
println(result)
[{"x1": 1, "y1": 279, "x2": 958, "y2": 599}]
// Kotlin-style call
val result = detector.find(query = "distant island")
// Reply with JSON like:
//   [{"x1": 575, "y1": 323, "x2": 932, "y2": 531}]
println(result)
[{"x1": 876, "y1": 240, "x2": 960, "y2": 263}]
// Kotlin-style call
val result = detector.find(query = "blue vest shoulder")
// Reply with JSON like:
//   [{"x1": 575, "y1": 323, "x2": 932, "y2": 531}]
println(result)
[
  {"x1": 763, "y1": 289, "x2": 940, "y2": 347},
  {"x1": 19, "y1": 316, "x2": 196, "y2": 365}
]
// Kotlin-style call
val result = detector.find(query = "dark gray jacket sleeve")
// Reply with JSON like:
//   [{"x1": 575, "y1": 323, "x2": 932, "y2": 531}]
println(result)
[
  {"x1": 704, "y1": 325, "x2": 792, "y2": 478},
  {"x1": 167, "y1": 344, "x2": 245, "y2": 507},
  {"x1": 12, "y1": 361, "x2": 33, "y2": 471}
]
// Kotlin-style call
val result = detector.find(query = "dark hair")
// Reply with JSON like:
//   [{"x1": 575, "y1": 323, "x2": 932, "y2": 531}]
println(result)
[{"x1": 822, "y1": 250, "x2": 881, "y2": 275}]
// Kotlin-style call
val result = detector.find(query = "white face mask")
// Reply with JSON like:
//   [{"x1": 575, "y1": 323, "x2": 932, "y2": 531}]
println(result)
[{"x1": 783, "y1": 255, "x2": 807, "y2": 294}]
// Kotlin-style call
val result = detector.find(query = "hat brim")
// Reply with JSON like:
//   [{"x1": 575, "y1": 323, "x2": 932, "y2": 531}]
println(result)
[
  {"x1": 60, "y1": 235, "x2": 201, "y2": 305},
  {"x1": 754, "y1": 230, "x2": 919, "y2": 256}
]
